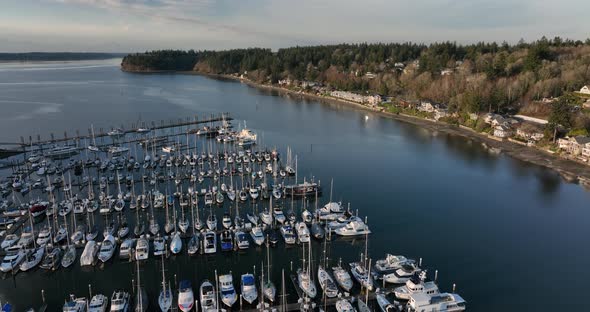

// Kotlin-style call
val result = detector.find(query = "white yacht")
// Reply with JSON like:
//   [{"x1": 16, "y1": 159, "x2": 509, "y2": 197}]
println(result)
[
  {"x1": 203, "y1": 230, "x2": 217, "y2": 254},
  {"x1": 250, "y1": 226, "x2": 265, "y2": 246},
  {"x1": 0, "y1": 248, "x2": 26, "y2": 272},
  {"x1": 334, "y1": 220, "x2": 371, "y2": 236},
  {"x1": 88, "y1": 293, "x2": 108, "y2": 312},
  {"x1": 200, "y1": 280, "x2": 217, "y2": 312},
  {"x1": 296, "y1": 222, "x2": 311, "y2": 243},
  {"x1": 259, "y1": 208, "x2": 273, "y2": 225},
  {"x1": 273, "y1": 207, "x2": 286, "y2": 224},
  {"x1": 135, "y1": 235, "x2": 149, "y2": 261},
  {"x1": 241, "y1": 273, "x2": 258, "y2": 304},
  {"x1": 406, "y1": 293, "x2": 466, "y2": 312},
  {"x1": 394, "y1": 271, "x2": 440, "y2": 300},
  {"x1": 235, "y1": 230, "x2": 250, "y2": 249},
  {"x1": 119, "y1": 239, "x2": 135, "y2": 260},
  {"x1": 374, "y1": 254, "x2": 414, "y2": 275},
  {"x1": 97, "y1": 234, "x2": 115, "y2": 263},
  {"x1": 153, "y1": 235, "x2": 166, "y2": 256},
  {"x1": 80, "y1": 240, "x2": 99, "y2": 266},
  {"x1": 177, "y1": 280, "x2": 195, "y2": 312},
  {"x1": 219, "y1": 274, "x2": 237, "y2": 307},
  {"x1": 280, "y1": 223, "x2": 297, "y2": 244},
  {"x1": 383, "y1": 262, "x2": 421, "y2": 284},
  {"x1": 36, "y1": 227, "x2": 52, "y2": 246},
  {"x1": 249, "y1": 187, "x2": 259, "y2": 200},
  {"x1": 109, "y1": 290, "x2": 130, "y2": 312},
  {"x1": 1, "y1": 234, "x2": 19, "y2": 250}
]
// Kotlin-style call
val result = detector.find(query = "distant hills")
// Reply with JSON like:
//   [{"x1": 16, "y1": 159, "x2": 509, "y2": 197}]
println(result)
[{"x1": 0, "y1": 52, "x2": 126, "y2": 62}]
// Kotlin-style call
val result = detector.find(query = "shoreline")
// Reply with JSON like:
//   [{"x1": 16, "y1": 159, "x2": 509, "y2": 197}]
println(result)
[{"x1": 123, "y1": 69, "x2": 590, "y2": 187}]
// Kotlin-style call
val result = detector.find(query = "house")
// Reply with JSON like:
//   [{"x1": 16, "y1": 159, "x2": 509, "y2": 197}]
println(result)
[
  {"x1": 278, "y1": 79, "x2": 292, "y2": 86},
  {"x1": 583, "y1": 99, "x2": 590, "y2": 109},
  {"x1": 484, "y1": 113, "x2": 503, "y2": 125},
  {"x1": 580, "y1": 85, "x2": 590, "y2": 95},
  {"x1": 557, "y1": 136, "x2": 590, "y2": 155},
  {"x1": 582, "y1": 143, "x2": 590, "y2": 158},
  {"x1": 434, "y1": 108, "x2": 448, "y2": 120},
  {"x1": 418, "y1": 101, "x2": 435, "y2": 113},
  {"x1": 491, "y1": 116, "x2": 506, "y2": 127},
  {"x1": 441, "y1": 69, "x2": 453, "y2": 76},
  {"x1": 469, "y1": 113, "x2": 478, "y2": 120},
  {"x1": 493, "y1": 125, "x2": 513, "y2": 138},
  {"x1": 366, "y1": 95, "x2": 383, "y2": 105},
  {"x1": 394, "y1": 62, "x2": 405, "y2": 68},
  {"x1": 516, "y1": 123, "x2": 544, "y2": 141}
]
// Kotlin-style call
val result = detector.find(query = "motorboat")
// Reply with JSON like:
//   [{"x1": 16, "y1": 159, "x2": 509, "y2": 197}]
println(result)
[
  {"x1": 109, "y1": 290, "x2": 130, "y2": 312},
  {"x1": 134, "y1": 235, "x2": 149, "y2": 261},
  {"x1": 406, "y1": 293, "x2": 466, "y2": 312},
  {"x1": 62, "y1": 294, "x2": 87, "y2": 312},
  {"x1": 206, "y1": 213, "x2": 217, "y2": 231},
  {"x1": 219, "y1": 274, "x2": 237, "y2": 307},
  {"x1": 203, "y1": 230, "x2": 217, "y2": 254},
  {"x1": 20, "y1": 247, "x2": 44, "y2": 271},
  {"x1": 302, "y1": 209, "x2": 313, "y2": 223},
  {"x1": 241, "y1": 273, "x2": 258, "y2": 304},
  {"x1": 222, "y1": 212, "x2": 232, "y2": 229},
  {"x1": 98, "y1": 234, "x2": 116, "y2": 263},
  {"x1": 246, "y1": 212, "x2": 259, "y2": 225},
  {"x1": 394, "y1": 271, "x2": 440, "y2": 300},
  {"x1": 317, "y1": 266, "x2": 339, "y2": 298},
  {"x1": 374, "y1": 254, "x2": 414, "y2": 275},
  {"x1": 349, "y1": 261, "x2": 374, "y2": 291},
  {"x1": 235, "y1": 230, "x2": 250, "y2": 249},
  {"x1": 220, "y1": 230, "x2": 233, "y2": 252},
  {"x1": 177, "y1": 280, "x2": 195, "y2": 312},
  {"x1": 1, "y1": 234, "x2": 18, "y2": 250},
  {"x1": 334, "y1": 219, "x2": 371, "y2": 236},
  {"x1": 273, "y1": 207, "x2": 286, "y2": 224},
  {"x1": 0, "y1": 248, "x2": 26, "y2": 272},
  {"x1": 383, "y1": 262, "x2": 421, "y2": 284},
  {"x1": 250, "y1": 226, "x2": 265, "y2": 246},
  {"x1": 153, "y1": 235, "x2": 166, "y2": 256},
  {"x1": 280, "y1": 224, "x2": 297, "y2": 245},
  {"x1": 80, "y1": 240, "x2": 99, "y2": 266},
  {"x1": 249, "y1": 187, "x2": 259, "y2": 200},
  {"x1": 296, "y1": 222, "x2": 310, "y2": 243},
  {"x1": 119, "y1": 239, "x2": 135, "y2": 260},
  {"x1": 200, "y1": 280, "x2": 217, "y2": 312},
  {"x1": 88, "y1": 293, "x2": 108, "y2": 312},
  {"x1": 260, "y1": 208, "x2": 273, "y2": 225}
]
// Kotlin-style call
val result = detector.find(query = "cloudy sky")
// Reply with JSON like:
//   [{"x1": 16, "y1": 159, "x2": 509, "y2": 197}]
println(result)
[{"x1": 1, "y1": 0, "x2": 588, "y2": 52}]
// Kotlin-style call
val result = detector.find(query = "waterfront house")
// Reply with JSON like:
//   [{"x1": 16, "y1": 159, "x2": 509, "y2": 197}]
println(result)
[
  {"x1": 484, "y1": 113, "x2": 503, "y2": 125},
  {"x1": 493, "y1": 125, "x2": 513, "y2": 138},
  {"x1": 434, "y1": 108, "x2": 449, "y2": 120},
  {"x1": 418, "y1": 101, "x2": 435, "y2": 113},
  {"x1": 516, "y1": 123, "x2": 544, "y2": 141},
  {"x1": 278, "y1": 79, "x2": 292, "y2": 86},
  {"x1": 579, "y1": 85, "x2": 590, "y2": 95},
  {"x1": 557, "y1": 136, "x2": 590, "y2": 155},
  {"x1": 367, "y1": 95, "x2": 383, "y2": 105}
]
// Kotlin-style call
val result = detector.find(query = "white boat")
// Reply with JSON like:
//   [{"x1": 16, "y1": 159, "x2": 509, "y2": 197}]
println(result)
[
  {"x1": 1, "y1": 234, "x2": 19, "y2": 250},
  {"x1": 98, "y1": 234, "x2": 116, "y2": 263},
  {"x1": 222, "y1": 212, "x2": 232, "y2": 229},
  {"x1": 280, "y1": 223, "x2": 297, "y2": 244},
  {"x1": 394, "y1": 271, "x2": 439, "y2": 300},
  {"x1": 241, "y1": 273, "x2": 258, "y2": 304},
  {"x1": 170, "y1": 232, "x2": 182, "y2": 255},
  {"x1": 109, "y1": 290, "x2": 130, "y2": 312},
  {"x1": 119, "y1": 239, "x2": 135, "y2": 260},
  {"x1": 273, "y1": 207, "x2": 286, "y2": 224},
  {"x1": 317, "y1": 266, "x2": 339, "y2": 298},
  {"x1": 250, "y1": 226, "x2": 265, "y2": 246},
  {"x1": 0, "y1": 248, "x2": 26, "y2": 272},
  {"x1": 296, "y1": 222, "x2": 311, "y2": 243},
  {"x1": 61, "y1": 245, "x2": 76, "y2": 268},
  {"x1": 177, "y1": 280, "x2": 195, "y2": 312},
  {"x1": 350, "y1": 261, "x2": 374, "y2": 291},
  {"x1": 334, "y1": 220, "x2": 371, "y2": 236},
  {"x1": 200, "y1": 280, "x2": 217, "y2": 312},
  {"x1": 17, "y1": 232, "x2": 34, "y2": 249},
  {"x1": 63, "y1": 295, "x2": 87, "y2": 312},
  {"x1": 88, "y1": 294, "x2": 108, "y2": 312},
  {"x1": 249, "y1": 187, "x2": 259, "y2": 200},
  {"x1": 80, "y1": 240, "x2": 99, "y2": 266},
  {"x1": 260, "y1": 208, "x2": 273, "y2": 225},
  {"x1": 335, "y1": 298, "x2": 356, "y2": 312},
  {"x1": 206, "y1": 213, "x2": 217, "y2": 231},
  {"x1": 135, "y1": 235, "x2": 149, "y2": 261},
  {"x1": 158, "y1": 256, "x2": 173, "y2": 312},
  {"x1": 406, "y1": 293, "x2": 466, "y2": 312},
  {"x1": 376, "y1": 293, "x2": 399, "y2": 312},
  {"x1": 219, "y1": 274, "x2": 238, "y2": 308},
  {"x1": 383, "y1": 262, "x2": 421, "y2": 284},
  {"x1": 235, "y1": 230, "x2": 249, "y2": 249},
  {"x1": 20, "y1": 247, "x2": 44, "y2": 271},
  {"x1": 153, "y1": 235, "x2": 166, "y2": 256},
  {"x1": 187, "y1": 233, "x2": 199, "y2": 255},
  {"x1": 297, "y1": 267, "x2": 317, "y2": 299},
  {"x1": 203, "y1": 230, "x2": 217, "y2": 254},
  {"x1": 374, "y1": 254, "x2": 414, "y2": 275}
]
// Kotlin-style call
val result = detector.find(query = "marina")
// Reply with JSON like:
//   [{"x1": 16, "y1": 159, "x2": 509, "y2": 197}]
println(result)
[
  {"x1": 0, "y1": 60, "x2": 589, "y2": 311},
  {"x1": 0, "y1": 114, "x2": 464, "y2": 311}
]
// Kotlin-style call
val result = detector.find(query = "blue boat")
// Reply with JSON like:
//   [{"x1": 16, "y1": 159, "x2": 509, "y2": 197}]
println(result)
[{"x1": 220, "y1": 230, "x2": 233, "y2": 251}]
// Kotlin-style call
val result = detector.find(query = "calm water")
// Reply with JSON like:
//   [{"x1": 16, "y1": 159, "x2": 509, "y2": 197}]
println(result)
[{"x1": 0, "y1": 59, "x2": 589, "y2": 311}]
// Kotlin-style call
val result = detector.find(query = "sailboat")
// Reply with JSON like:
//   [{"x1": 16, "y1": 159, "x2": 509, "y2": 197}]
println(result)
[
  {"x1": 158, "y1": 249, "x2": 172, "y2": 312},
  {"x1": 61, "y1": 216, "x2": 76, "y2": 268},
  {"x1": 263, "y1": 239, "x2": 276, "y2": 302},
  {"x1": 297, "y1": 242, "x2": 317, "y2": 298},
  {"x1": 134, "y1": 260, "x2": 148, "y2": 311}
]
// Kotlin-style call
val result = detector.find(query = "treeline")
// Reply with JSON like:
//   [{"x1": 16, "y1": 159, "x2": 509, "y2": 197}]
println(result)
[
  {"x1": 121, "y1": 37, "x2": 590, "y2": 117},
  {"x1": 0, "y1": 52, "x2": 124, "y2": 62}
]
